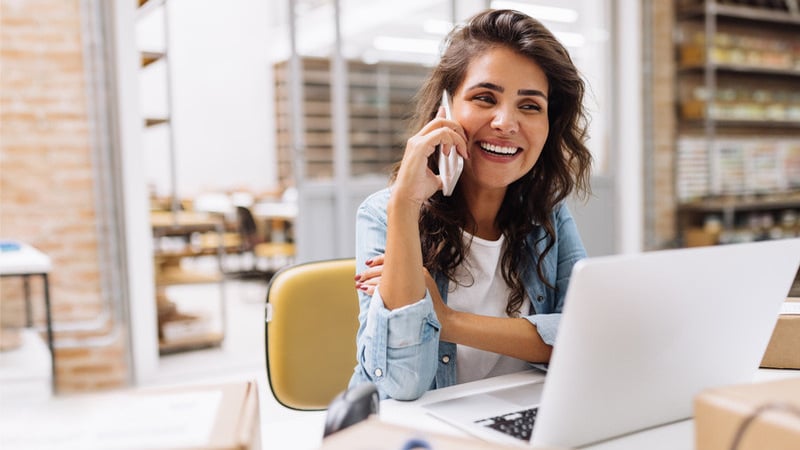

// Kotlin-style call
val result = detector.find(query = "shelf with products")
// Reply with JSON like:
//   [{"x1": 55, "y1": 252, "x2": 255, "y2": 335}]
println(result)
[
  {"x1": 137, "y1": 0, "x2": 226, "y2": 353},
  {"x1": 273, "y1": 57, "x2": 430, "y2": 186},
  {"x1": 677, "y1": 0, "x2": 800, "y2": 24},
  {"x1": 673, "y1": 0, "x2": 800, "y2": 247},
  {"x1": 150, "y1": 210, "x2": 228, "y2": 354},
  {"x1": 677, "y1": 193, "x2": 800, "y2": 246}
]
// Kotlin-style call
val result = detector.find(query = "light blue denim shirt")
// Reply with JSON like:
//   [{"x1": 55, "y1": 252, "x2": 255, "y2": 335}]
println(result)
[{"x1": 348, "y1": 187, "x2": 586, "y2": 400}]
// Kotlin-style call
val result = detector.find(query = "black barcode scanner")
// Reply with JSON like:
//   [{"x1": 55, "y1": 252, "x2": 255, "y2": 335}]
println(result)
[{"x1": 322, "y1": 382, "x2": 380, "y2": 438}]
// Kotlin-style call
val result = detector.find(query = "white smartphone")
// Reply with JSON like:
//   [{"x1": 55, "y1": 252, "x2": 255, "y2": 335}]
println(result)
[{"x1": 438, "y1": 90, "x2": 463, "y2": 196}]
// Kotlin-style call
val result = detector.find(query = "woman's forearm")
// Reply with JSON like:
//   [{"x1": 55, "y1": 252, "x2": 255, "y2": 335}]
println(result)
[
  {"x1": 380, "y1": 195, "x2": 427, "y2": 310},
  {"x1": 443, "y1": 312, "x2": 553, "y2": 363}
]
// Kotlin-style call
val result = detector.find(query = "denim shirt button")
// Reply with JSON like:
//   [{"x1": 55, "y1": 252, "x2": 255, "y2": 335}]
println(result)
[
  {"x1": 537, "y1": 295, "x2": 544, "y2": 302},
  {"x1": 441, "y1": 355, "x2": 450, "y2": 364},
  {"x1": 374, "y1": 368, "x2": 383, "y2": 377}
]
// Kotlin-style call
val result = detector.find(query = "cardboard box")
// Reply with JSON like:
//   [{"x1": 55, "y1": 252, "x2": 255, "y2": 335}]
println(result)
[
  {"x1": 695, "y1": 377, "x2": 800, "y2": 450},
  {"x1": 761, "y1": 298, "x2": 800, "y2": 369},
  {"x1": 159, "y1": 380, "x2": 261, "y2": 450},
  {"x1": 319, "y1": 417, "x2": 565, "y2": 450}
]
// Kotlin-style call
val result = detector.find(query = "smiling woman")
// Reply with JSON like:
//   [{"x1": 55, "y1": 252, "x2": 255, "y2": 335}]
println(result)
[
  {"x1": 348, "y1": 8, "x2": 593, "y2": 401},
  {"x1": 451, "y1": 47, "x2": 551, "y2": 193}
]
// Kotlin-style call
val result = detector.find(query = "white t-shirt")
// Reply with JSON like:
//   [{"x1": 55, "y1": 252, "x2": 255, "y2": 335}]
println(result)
[{"x1": 447, "y1": 232, "x2": 530, "y2": 384}]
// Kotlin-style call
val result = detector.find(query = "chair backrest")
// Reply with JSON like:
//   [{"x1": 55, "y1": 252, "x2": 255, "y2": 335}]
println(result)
[{"x1": 265, "y1": 258, "x2": 360, "y2": 410}]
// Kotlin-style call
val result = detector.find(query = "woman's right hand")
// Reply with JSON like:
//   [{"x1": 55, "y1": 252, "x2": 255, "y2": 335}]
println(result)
[{"x1": 393, "y1": 107, "x2": 468, "y2": 204}]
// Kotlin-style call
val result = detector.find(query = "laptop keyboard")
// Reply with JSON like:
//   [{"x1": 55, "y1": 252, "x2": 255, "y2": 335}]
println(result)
[{"x1": 474, "y1": 407, "x2": 538, "y2": 441}]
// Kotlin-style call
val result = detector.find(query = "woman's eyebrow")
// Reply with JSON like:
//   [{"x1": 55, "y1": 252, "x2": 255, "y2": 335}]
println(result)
[
  {"x1": 467, "y1": 82, "x2": 504, "y2": 92},
  {"x1": 465, "y1": 82, "x2": 547, "y2": 100},
  {"x1": 518, "y1": 89, "x2": 548, "y2": 100}
]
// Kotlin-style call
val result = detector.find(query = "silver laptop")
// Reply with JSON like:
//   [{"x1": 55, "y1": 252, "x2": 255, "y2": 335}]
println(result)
[{"x1": 423, "y1": 238, "x2": 800, "y2": 448}]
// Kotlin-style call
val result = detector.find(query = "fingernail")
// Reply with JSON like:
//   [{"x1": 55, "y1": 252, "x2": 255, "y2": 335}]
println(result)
[
  {"x1": 354, "y1": 274, "x2": 362, "y2": 281},
  {"x1": 365, "y1": 258, "x2": 373, "y2": 265}
]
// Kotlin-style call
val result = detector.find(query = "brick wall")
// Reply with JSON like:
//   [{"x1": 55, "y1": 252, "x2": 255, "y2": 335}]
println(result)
[
  {"x1": 0, "y1": 0, "x2": 128, "y2": 392},
  {"x1": 648, "y1": 0, "x2": 679, "y2": 249}
]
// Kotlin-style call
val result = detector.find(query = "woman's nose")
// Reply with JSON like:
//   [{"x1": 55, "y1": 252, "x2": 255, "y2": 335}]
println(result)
[{"x1": 491, "y1": 106, "x2": 519, "y2": 134}]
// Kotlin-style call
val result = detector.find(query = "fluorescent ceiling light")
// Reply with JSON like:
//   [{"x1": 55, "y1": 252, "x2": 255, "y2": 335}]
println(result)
[
  {"x1": 423, "y1": 19, "x2": 453, "y2": 35},
  {"x1": 491, "y1": 1, "x2": 578, "y2": 23},
  {"x1": 554, "y1": 31, "x2": 585, "y2": 48},
  {"x1": 373, "y1": 36, "x2": 440, "y2": 54}
]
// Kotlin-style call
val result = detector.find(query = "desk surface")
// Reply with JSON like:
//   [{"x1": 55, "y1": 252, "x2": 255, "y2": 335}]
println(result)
[
  {"x1": 379, "y1": 368, "x2": 800, "y2": 450},
  {"x1": 0, "y1": 241, "x2": 52, "y2": 275},
  {"x1": 150, "y1": 211, "x2": 222, "y2": 235}
]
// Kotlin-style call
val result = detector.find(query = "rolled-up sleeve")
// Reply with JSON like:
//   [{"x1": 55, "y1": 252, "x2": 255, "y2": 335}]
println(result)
[
  {"x1": 357, "y1": 287, "x2": 440, "y2": 400},
  {"x1": 521, "y1": 203, "x2": 586, "y2": 347},
  {"x1": 524, "y1": 314, "x2": 560, "y2": 345}
]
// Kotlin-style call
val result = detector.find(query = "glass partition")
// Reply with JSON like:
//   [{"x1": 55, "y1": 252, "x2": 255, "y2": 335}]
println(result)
[
  {"x1": 273, "y1": 0, "x2": 612, "y2": 260},
  {"x1": 275, "y1": 0, "x2": 611, "y2": 187}
]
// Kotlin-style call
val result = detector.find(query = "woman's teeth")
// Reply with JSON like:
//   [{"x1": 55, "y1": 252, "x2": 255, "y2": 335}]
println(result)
[{"x1": 480, "y1": 142, "x2": 518, "y2": 155}]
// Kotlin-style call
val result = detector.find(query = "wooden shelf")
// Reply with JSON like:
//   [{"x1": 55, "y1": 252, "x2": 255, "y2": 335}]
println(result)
[
  {"x1": 677, "y1": 62, "x2": 800, "y2": 78},
  {"x1": 159, "y1": 331, "x2": 224, "y2": 355},
  {"x1": 144, "y1": 117, "x2": 169, "y2": 127},
  {"x1": 140, "y1": 51, "x2": 165, "y2": 68},
  {"x1": 678, "y1": 193, "x2": 800, "y2": 212},
  {"x1": 137, "y1": 0, "x2": 166, "y2": 16},
  {"x1": 673, "y1": 1, "x2": 800, "y2": 247},
  {"x1": 155, "y1": 267, "x2": 223, "y2": 287},
  {"x1": 679, "y1": 117, "x2": 800, "y2": 129},
  {"x1": 678, "y1": 2, "x2": 800, "y2": 24}
]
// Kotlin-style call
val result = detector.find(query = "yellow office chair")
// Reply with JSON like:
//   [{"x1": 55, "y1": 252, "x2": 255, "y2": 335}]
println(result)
[{"x1": 265, "y1": 258, "x2": 360, "y2": 410}]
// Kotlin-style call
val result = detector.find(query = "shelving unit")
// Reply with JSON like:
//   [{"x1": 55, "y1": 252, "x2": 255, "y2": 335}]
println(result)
[
  {"x1": 150, "y1": 211, "x2": 227, "y2": 354},
  {"x1": 673, "y1": 0, "x2": 800, "y2": 246},
  {"x1": 137, "y1": 0, "x2": 227, "y2": 354},
  {"x1": 273, "y1": 57, "x2": 430, "y2": 186},
  {"x1": 137, "y1": 0, "x2": 178, "y2": 211}
]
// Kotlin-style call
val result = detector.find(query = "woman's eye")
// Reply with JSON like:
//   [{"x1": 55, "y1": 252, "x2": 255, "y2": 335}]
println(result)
[
  {"x1": 473, "y1": 95, "x2": 495, "y2": 105},
  {"x1": 520, "y1": 103, "x2": 543, "y2": 112}
]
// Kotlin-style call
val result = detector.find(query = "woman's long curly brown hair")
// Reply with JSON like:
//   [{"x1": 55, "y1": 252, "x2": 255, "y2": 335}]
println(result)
[{"x1": 392, "y1": 9, "x2": 592, "y2": 316}]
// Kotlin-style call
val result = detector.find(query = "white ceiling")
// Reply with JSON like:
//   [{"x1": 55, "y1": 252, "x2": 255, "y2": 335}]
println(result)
[{"x1": 269, "y1": 0, "x2": 592, "y2": 65}]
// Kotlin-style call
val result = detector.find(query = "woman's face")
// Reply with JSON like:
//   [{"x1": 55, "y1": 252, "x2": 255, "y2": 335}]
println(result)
[{"x1": 452, "y1": 46, "x2": 549, "y2": 194}]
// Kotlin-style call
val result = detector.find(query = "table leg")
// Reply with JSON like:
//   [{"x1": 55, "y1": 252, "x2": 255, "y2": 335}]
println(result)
[
  {"x1": 23, "y1": 275, "x2": 32, "y2": 327},
  {"x1": 42, "y1": 273, "x2": 56, "y2": 393}
]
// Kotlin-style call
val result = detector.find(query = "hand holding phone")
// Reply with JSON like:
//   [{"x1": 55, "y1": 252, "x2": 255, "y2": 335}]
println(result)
[{"x1": 438, "y1": 90, "x2": 463, "y2": 196}]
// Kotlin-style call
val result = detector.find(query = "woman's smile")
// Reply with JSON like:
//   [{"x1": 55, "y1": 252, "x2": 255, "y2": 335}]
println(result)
[{"x1": 478, "y1": 141, "x2": 521, "y2": 156}]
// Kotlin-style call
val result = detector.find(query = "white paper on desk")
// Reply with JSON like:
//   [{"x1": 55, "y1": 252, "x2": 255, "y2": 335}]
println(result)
[
  {"x1": 0, "y1": 390, "x2": 222, "y2": 450},
  {"x1": 780, "y1": 302, "x2": 800, "y2": 315},
  {"x1": 91, "y1": 390, "x2": 222, "y2": 449}
]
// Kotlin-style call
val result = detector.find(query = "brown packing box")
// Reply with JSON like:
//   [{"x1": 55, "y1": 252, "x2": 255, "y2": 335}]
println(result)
[
  {"x1": 761, "y1": 298, "x2": 800, "y2": 369},
  {"x1": 162, "y1": 380, "x2": 261, "y2": 450},
  {"x1": 190, "y1": 380, "x2": 258, "y2": 450},
  {"x1": 694, "y1": 377, "x2": 800, "y2": 450},
  {"x1": 319, "y1": 416, "x2": 566, "y2": 450}
]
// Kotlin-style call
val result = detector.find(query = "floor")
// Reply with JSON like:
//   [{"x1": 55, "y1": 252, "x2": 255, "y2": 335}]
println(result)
[{"x1": 0, "y1": 274, "x2": 329, "y2": 450}]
